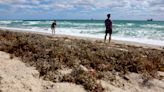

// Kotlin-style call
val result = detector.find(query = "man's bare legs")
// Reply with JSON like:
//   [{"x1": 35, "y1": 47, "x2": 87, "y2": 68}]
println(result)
[
  {"x1": 109, "y1": 33, "x2": 111, "y2": 43},
  {"x1": 104, "y1": 33, "x2": 111, "y2": 43},
  {"x1": 104, "y1": 33, "x2": 107, "y2": 43}
]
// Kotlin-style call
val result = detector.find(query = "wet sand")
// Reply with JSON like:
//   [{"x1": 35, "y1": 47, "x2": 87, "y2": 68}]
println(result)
[{"x1": 0, "y1": 27, "x2": 163, "y2": 50}]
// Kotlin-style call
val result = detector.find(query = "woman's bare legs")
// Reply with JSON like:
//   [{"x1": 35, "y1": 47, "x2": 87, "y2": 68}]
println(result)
[
  {"x1": 54, "y1": 28, "x2": 55, "y2": 34},
  {"x1": 51, "y1": 28, "x2": 55, "y2": 34}
]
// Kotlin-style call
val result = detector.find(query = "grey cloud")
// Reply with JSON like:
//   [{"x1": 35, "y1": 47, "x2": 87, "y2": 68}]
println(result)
[
  {"x1": 148, "y1": 0, "x2": 164, "y2": 7},
  {"x1": 0, "y1": 0, "x2": 163, "y2": 15},
  {"x1": 0, "y1": 0, "x2": 27, "y2": 4}
]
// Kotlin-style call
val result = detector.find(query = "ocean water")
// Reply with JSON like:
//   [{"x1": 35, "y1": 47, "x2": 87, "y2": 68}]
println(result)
[{"x1": 0, "y1": 20, "x2": 164, "y2": 46}]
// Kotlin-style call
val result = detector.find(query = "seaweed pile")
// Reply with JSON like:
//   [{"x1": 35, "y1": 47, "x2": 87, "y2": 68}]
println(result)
[{"x1": 0, "y1": 30, "x2": 164, "y2": 92}]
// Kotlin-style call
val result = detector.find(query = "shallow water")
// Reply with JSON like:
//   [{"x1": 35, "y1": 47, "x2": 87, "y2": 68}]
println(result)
[{"x1": 0, "y1": 20, "x2": 164, "y2": 46}]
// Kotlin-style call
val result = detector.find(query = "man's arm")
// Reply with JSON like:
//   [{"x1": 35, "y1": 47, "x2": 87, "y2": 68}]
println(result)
[{"x1": 105, "y1": 20, "x2": 107, "y2": 27}]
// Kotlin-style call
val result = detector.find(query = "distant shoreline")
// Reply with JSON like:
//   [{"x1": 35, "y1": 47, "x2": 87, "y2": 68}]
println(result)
[{"x1": 0, "y1": 27, "x2": 163, "y2": 50}]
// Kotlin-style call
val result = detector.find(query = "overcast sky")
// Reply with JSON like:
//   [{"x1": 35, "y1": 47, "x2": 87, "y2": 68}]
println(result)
[{"x1": 0, "y1": 0, "x2": 164, "y2": 20}]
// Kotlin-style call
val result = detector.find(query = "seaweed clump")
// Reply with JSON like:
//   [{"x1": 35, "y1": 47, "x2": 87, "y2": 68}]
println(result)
[{"x1": 61, "y1": 67, "x2": 104, "y2": 92}]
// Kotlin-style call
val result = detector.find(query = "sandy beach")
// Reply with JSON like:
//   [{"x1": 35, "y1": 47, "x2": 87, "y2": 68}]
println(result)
[
  {"x1": 0, "y1": 29, "x2": 164, "y2": 92},
  {"x1": 0, "y1": 0, "x2": 164, "y2": 91}
]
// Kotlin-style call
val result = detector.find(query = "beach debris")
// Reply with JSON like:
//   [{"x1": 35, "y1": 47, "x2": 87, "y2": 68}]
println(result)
[
  {"x1": 159, "y1": 66, "x2": 164, "y2": 72},
  {"x1": 122, "y1": 75, "x2": 130, "y2": 81}
]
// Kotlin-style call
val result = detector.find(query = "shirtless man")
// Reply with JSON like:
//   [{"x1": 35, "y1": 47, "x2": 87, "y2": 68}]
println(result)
[{"x1": 104, "y1": 14, "x2": 112, "y2": 43}]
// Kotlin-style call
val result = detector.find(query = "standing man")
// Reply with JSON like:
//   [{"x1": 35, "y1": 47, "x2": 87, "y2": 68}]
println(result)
[
  {"x1": 51, "y1": 20, "x2": 57, "y2": 34},
  {"x1": 104, "y1": 14, "x2": 112, "y2": 43}
]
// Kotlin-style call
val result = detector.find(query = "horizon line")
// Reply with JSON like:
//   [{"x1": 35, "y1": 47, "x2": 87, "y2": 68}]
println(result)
[{"x1": 0, "y1": 19, "x2": 164, "y2": 21}]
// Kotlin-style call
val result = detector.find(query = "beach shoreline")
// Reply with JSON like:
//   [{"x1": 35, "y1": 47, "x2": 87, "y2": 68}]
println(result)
[
  {"x1": 0, "y1": 27, "x2": 163, "y2": 50},
  {"x1": 1, "y1": 19, "x2": 164, "y2": 47}
]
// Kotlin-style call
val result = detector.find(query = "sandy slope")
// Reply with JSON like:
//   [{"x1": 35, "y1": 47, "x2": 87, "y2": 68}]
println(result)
[
  {"x1": 0, "y1": 51, "x2": 163, "y2": 92},
  {"x1": 100, "y1": 72, "x2": 164, "y2": 92},
  {"x1": 0, "y1": 51, "x2": 86, "y2": 92}
]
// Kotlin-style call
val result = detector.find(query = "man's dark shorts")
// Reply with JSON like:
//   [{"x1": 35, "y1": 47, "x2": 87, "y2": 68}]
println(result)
[{"x1": 105, "y1": 29, "x2": 112, "y2": 34}]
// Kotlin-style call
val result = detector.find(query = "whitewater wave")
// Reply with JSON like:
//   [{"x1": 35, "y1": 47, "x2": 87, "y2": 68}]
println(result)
[
  {"x1": 141, "y1": 24, "x2": 164, "y2": 28},
  {"x1": 0, "y1": 21, "x2": 12, "y2": 25}
]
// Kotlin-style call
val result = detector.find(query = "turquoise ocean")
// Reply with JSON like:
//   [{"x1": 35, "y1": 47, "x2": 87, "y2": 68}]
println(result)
[{"x1": 0, "y1": 20, "x2": 164, "y2": 46}]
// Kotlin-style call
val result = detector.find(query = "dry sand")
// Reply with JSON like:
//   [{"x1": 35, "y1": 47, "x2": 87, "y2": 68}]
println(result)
[
  {"x1": 100, "y1": 72, "x2": 164, "y2": 92},
  {"x1": 0, "y1": 51, "x2": 86, "y2": 92},
  {"x1": 0, "y1": 51, "x2": 164, "y2": 92}
]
